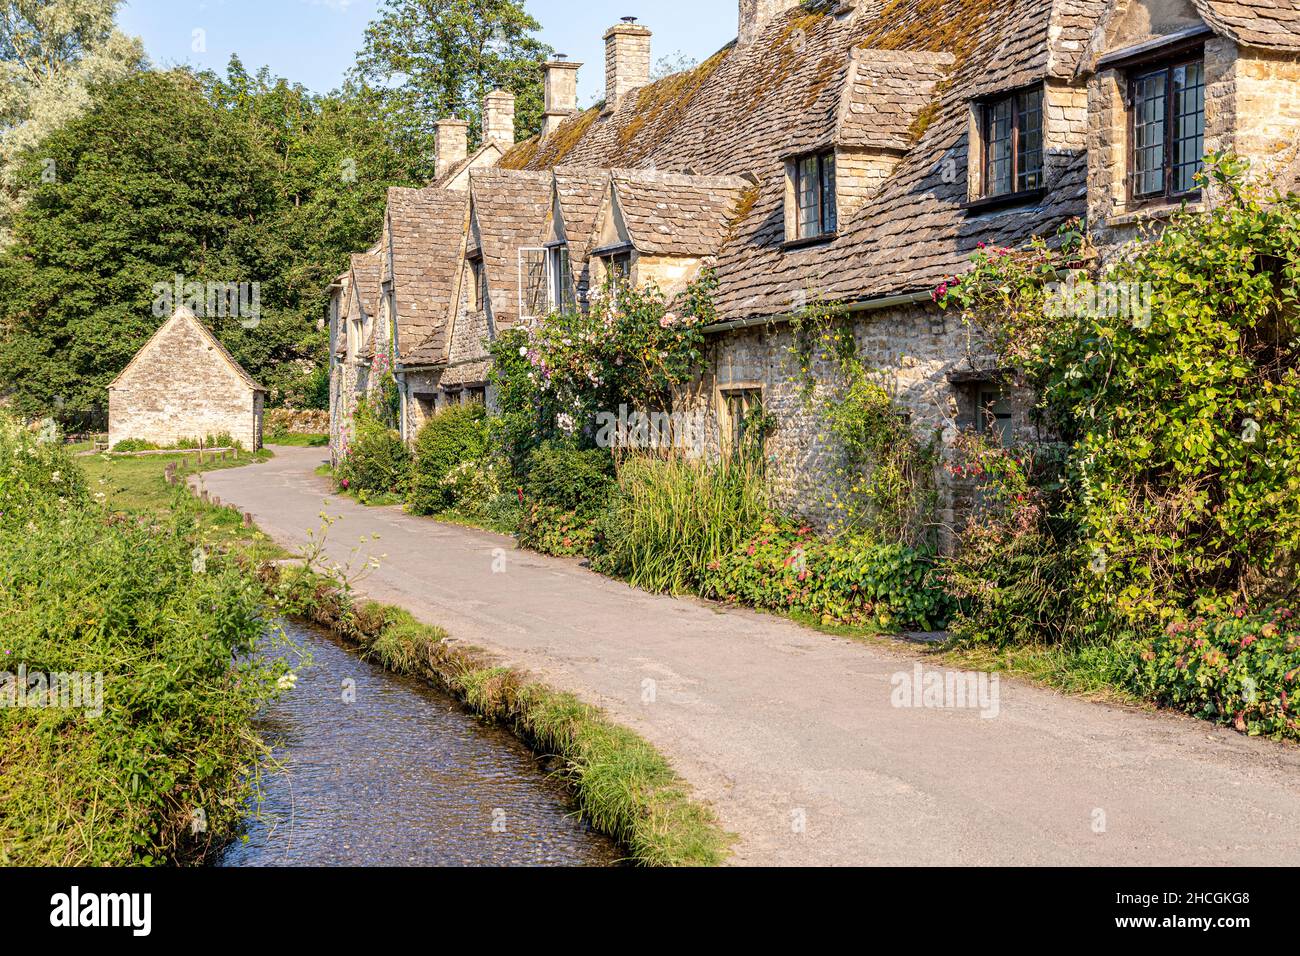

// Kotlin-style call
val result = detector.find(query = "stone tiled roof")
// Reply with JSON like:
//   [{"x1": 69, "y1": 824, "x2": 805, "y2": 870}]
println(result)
[
  {"x1": 385, "y1": 186, "x2": 468, "y2": 362},
  {"x1": 553, "y1": 167, "x2": 608, "y2": 268},
  {"x1": 349, "y1": 253, "x2": 383, "y2": 322},
  {"x1": 1194, "y1": 0, "x2": 1300, "y2": 51},
  {"x1": 467, "y1": 169, "x2": 553, "y2": 330},
  {"x1": 498, "y1": 0, "x2": 1094, "y2": 322},
  {"x1": 111, "y1": 306, "x2": 265, "y2": 393},
  {"x1": 838, "y1": 49, "x2": 955, "y2": 151},
  {"x1": 610, "y1": 169, "x2": 752, "y2": 257}
]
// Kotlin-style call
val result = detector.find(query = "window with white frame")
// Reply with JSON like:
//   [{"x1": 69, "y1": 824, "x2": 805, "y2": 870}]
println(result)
[
  {"x1": 548, "y1": 244, "x2": 576, "y2": 313},
  {"x1": 520, "y1": 247, "x2": 547, "y2": 319}
]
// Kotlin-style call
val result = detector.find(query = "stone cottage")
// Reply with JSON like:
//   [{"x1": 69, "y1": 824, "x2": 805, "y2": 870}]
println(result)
[
  {"x1": 328, "y1": 0, "x2": 1300, "y2": 534},
  {"x1": 109, "y1": 305, "x2": 267, "y2": 450}
]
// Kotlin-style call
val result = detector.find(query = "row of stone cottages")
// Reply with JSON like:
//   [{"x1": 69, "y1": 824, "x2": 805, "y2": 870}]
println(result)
[{"x1": 327, "y1": 0, "x2": 1300, "y2": 537}]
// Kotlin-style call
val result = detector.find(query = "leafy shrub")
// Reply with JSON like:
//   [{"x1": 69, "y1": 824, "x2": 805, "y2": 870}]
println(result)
[
  {"x1": 702, "y1": 518, "x2": 952, "y2": 632},
  {"x1": 1124, "y1": 603, "x2": 1300, "y2": 740},
  {"x1": 440, "y1": 459, "x2": 502, "y2": 515},
  {"x1": 518, "y1": 502, "x2": 602, "y2": 557},
  {"x1": 941, "y1": 433, "x2": 1100, "y2": 645},
  {"x1": 0, "y1": 418, "x2": 89, "y2": 518},
  {"x1": 940, "y1": 158, "x2": 1300, "y2": 626},
  {"x1": 112, "y1": 438, "x2": 159, "y2": 453},
  {"x1": 524, "y1": 445, "x2": 614, "y2": 513},
  {"x1": 336, "y1": 412, "x2": 410, "y2": 498},
  {"x1": 593, "y1": 454, "x2": 765, "y2": 593},
  {"x1": 407, "y1": 405, "x2": 489, "y2": 515},
  {"x1": 0, "y1": 414, "x2": 286, "y2": 864},
  {"x1": 174, "y1": 433, "x2": 240, "y2": 450},
  {"x1": 516, "y1": 446, "x2": 614, "y2": 556}
]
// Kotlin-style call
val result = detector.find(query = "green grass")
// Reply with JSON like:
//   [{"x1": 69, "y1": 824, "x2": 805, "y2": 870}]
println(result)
[
  {"x1": 265, "y1": 432, "x2": 329, "y2": 448},
  {"x1": 78, "y1": 447, "x2": 287, "y2": 562},
  {"x1": 278, "y1": 572, "x2": 732, "y2": 866}
]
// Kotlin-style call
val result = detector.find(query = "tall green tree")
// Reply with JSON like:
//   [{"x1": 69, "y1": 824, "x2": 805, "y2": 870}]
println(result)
[
  {"x1": 351, "y1": 0, "x2": 551, "y2": 165},
  {"x1": 0, "y1": 0, "x2": 144, "y2": 242},
  {"x1": 197, "y1": 57, "x2": 424, "y2": 406},
  {"x1": 0, "y1": 70, "x2": 279, "y2": 419}
]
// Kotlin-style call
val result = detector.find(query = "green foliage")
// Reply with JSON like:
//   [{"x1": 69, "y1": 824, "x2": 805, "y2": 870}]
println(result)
[
  {"x1": 0, "y1": 70, "x2": 277, "y2": 419},
  {"x1": 351, "y1": 0, "x2": 552, "y2": 159},
  {"x1": 487, "y1": 272, "x2": 715, "y2": 471},
  {"x1": 336, "y1": 406, "x2": 410, "y2": 499},
  {"x1": 788, "y1": 297, "x2": 940, "y2": 547},
  {"x1": 523, "y1": 444, "x2": 615, "y2": 513},
  {"x1": 0, "y1": 418, "x2": 89, "y2": 519},
  {"x1": 941, "y1": 158, "x2": 1300, "y2": 628},
  {"x1": 1123, "y1": 603, "x2": 1300, "y2": 740},
  {"x1": 0, "y1": 0, "x2": 144, "y2": 239},
  {"x1": 941, "y1": 433, "x2": 1098, "y2": 645},
  {"x1": 516, "y1": 445, "x2": 614, "y2": 556},
  {"x1": 701, "y1": 517, "x2": 952, "y2": 632},
  {"x1": 0, "y1": 55, "x2": 425, "y2": 421},
  {"x1": 593, "y1": 454, "x2": 766, "y2": 594},
  {"x1": 111, "y1": 438, "x2": 158, "y2": 453},
  {"x1": 0, "y1": 413, "x2": 287, "y2": 865},
  {"x1": 407, "y1": 403, "x2": 489, "y2": 515}
]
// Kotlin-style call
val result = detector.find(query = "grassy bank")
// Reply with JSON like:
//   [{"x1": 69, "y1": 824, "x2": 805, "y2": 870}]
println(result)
[
  {"x1": 80, "y1": 447, "x2": 286, "y2": 562},
  {"x1": 1, "y1": 425, "x2": 291, "y2": 865},
  {"x1": 271, "y1": 565, "x2": 732, "y2": 866}
]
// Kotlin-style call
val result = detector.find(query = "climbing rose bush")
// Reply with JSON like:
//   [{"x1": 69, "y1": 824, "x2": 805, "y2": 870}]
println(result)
[{"x1": 940, "y1": 156, "x2": 1300, "y2": 627}]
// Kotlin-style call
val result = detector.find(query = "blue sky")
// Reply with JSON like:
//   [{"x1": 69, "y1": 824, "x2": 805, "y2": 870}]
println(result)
[{"x1": 116, "y1": 0, "x2": 739, "y2": 100}]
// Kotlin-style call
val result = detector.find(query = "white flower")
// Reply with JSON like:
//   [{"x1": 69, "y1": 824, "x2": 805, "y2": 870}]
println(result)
[
  {"x1": 1241, "y1": 419, "x2": 1260, "y2": 444},
  {"x1": 277, "y1": 672, "x2": 298, "y2": 691},
  {"x1": 1089, "y1": 548, "x2": 1108, "y2": 575},
  {"x1": 519, "y1": 346, "x2": 528, "y2": 357}
]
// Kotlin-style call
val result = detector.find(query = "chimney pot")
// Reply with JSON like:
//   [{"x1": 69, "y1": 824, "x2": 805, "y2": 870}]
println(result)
[
  {"x1": 603, "y1": 21, "x2": 651, "y2": 111},
  {"x1": 434, "y1": 118, "x2": 468, "y2": 178},
  {"x1": 543, "y1": 59, "x2": 583, "y2": 138},
  {"x1": 483, "y1": 89, "x2": 516, "y2": 146}
]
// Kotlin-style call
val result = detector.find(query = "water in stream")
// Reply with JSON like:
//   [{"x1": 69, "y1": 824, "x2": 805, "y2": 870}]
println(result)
[{"x1": 219, "y1": 620, "x2": 621, "y2": 867}]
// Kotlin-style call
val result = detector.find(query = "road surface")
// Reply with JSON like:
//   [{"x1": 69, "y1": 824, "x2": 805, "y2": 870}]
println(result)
[{"x1": 202, "y1": 446, "x2": 1300, "y2": 866}]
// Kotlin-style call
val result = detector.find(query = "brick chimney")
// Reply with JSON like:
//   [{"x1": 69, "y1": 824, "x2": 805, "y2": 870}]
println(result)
[
  {"x1": 543, "y1": 56, "x2": 583, "y2": 137},
  {"x1": 483, "y1": 89, "x2": 516, "y2": 146},
  {"x1": 738, "y1": 0, "x2": 802, "y2": 46},
  {"x1": 604, "y1": 18, "x2": 651, "y2": 111},
  {"x1": 434, "y1": 118, "x2": 468, "y2": 178}
]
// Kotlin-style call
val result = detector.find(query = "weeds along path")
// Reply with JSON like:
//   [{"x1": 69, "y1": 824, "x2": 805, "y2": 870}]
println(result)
[{"x1": 205, "y1": 445, "x2": 1300, "y2": 866}]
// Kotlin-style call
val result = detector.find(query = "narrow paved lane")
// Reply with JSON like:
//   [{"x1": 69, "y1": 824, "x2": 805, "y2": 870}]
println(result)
[{"x1": 204, "y1": 447, "x2": 1300, "y2": 866}]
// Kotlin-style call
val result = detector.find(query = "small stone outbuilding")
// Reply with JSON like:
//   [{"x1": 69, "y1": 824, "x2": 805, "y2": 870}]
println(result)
[{"x1": 108, "y1": 306, "x2": 267, "y2": 450}]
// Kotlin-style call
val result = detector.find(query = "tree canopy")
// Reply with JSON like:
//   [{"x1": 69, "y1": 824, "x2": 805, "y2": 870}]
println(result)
[{"x1": 351, "y1": 0, "x2": 551, "y2": 162}]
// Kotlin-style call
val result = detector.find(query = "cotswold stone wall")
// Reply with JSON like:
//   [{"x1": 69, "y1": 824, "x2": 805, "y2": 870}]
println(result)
[
  {"x1": 109, "y1": 316, "x2": 262, "y2": 450},
  {"x1": 676, "y1": 303, "x2": 1037, "y2": 548},
  {"x1": 265, "y1": 408, "x2": 330, "y2": 435}
]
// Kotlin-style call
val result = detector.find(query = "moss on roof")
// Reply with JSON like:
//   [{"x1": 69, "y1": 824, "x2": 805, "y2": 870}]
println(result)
[{"x1": 500, "y1": 104, "x2": 602, "y2": 171}]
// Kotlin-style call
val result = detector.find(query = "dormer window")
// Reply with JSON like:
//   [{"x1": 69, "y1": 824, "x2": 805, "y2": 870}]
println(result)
[
  {"x1": 1129, "y1": 57, "x2": 1204, "y2": 202},
  {"x1": 795, "y1": 151, "x2": 837, "y2": 240},
  {"x1": 979, "y1": 88, "x2": 1043, "y2": 199}
]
